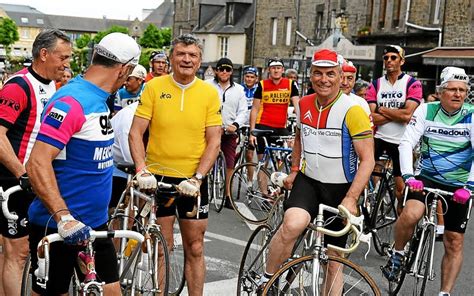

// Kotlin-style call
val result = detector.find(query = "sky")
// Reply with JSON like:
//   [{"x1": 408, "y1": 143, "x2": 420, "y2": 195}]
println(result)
[{"x1": 3, "y1": 0, "x2": 164, "y2": 20}]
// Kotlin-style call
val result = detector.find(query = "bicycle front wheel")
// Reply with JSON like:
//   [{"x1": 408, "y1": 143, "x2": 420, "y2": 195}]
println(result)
[
  {"x1": 263, "y1": 255, "x2": 380, "y2": 296},
  {"x1": 168, "y1": 220, "x2": 186, "y2": 296},
  {"x1": 131, "y1": 231, "x2": 170, "y2": 295},
  {"x1": 411, "y1": 225, "x2": 434, "y2": 296},
  {"x1": 237, "y1": 224, "x2": 273, "y2": 295},
  {"x1": 214, "y1": 151, "x2": 226, "y2": 213},
  {"x1": 20, "y1": 254, "x2": 32, "y2": 296},
  {"x1": 230, "y1": 162, "x2": 273, "y2": 224}
]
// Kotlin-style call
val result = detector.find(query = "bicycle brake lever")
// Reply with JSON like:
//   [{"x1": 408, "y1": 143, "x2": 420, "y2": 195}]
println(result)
[{"x1": 359, "y1": 232, "x2": 372, "y2": 260}]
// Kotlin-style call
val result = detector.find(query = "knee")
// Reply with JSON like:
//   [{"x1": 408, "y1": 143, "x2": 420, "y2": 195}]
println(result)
[
  {"x1": 444, "y1": 232, "x2": 464, "y2": 255},
  {"x1": 185, "y1": 239, "x2": 204, "y2": 260},
  {"x1": 3, "y1": 238, "x2": 29, "y2": 262},
  {"x1": 279, "y1": 219, "x2": 307, "y2": 242},
  {"x1": 398, "y1": 206, "x2": 422, "y2": 227}
]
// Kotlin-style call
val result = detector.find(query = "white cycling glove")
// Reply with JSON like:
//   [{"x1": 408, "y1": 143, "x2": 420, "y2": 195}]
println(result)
[
  {"x1": 136, "y1": 169, "x2": 157, "y2": 190},
  {"x1": 57, "y1": 214, "x2": 91, "y2": 245},
  {"x1": 177, "y1": 178, "x2": 201, "y2": 197}
]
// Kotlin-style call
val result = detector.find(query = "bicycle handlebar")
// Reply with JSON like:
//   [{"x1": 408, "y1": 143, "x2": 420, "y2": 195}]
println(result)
[
  {"x1": 0, "y1": 185, "x2": 22, "y2": 221},
  {"x1": 309, "y1": 204, "x2": 364, "y2": 254}
]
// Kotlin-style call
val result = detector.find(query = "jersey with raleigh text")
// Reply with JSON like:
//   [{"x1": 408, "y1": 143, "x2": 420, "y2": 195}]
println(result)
[
  {"x1": 254, "y1": 78, "x2": 299, "y2": 128},
  {"x1": 114, "y1": 83, "x2": 144, "y2": 111},
  {"x1": 28, "y1": 76, "x2": 114, "y2": 228},
  {"x1": 135, "y1": 75, "x2": 222, "y2": 178},
  {"x1": 399, "y1": 102, "x2": 474, "y2": 187},
  {"x1": 0, "y1": 67, "x2": 56, "y2": 179},
  {"x1": 366, "y1": 73, "x2": 422, "y2": 144},
  {"x1": 297, "y1": 92, "x2": 372, "y2": 184}
]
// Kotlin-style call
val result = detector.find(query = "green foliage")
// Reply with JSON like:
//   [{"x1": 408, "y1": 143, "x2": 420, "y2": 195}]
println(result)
[
  {"x1": 69, "y1": 47, "x2": 90, "y2": 75},
  {"x1": 0, "y1": 18, "x2": 19, "y2": 56},
  {"x1": 92, "y1": 25, "x2": 129, "y2": 43},
  {"x1": 75, "y1": 33, "x2": 91, "y2": 49},
  {"x1": 139, "y1": 24, "x2": 172, "y2": 49}
]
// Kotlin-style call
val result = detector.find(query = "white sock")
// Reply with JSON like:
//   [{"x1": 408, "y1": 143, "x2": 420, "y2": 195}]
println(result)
[
  {"x1": 257, "y1": 272, "x2": 273, "y2": 286},
  {"x1": 393, "y1": 249, "x2": 405, "y2": 256},
  {"x1": 436, "y1": 225, "x2": 445, "y2": 234},
  {"x1": 439, "y1": 292, "x2": 450, "y2": 296}
]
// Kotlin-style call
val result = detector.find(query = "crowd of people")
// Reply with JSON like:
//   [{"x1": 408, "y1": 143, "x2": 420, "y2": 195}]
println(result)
[{"x1": 0, "y1": 27, "x2": 472, "y2": 296}]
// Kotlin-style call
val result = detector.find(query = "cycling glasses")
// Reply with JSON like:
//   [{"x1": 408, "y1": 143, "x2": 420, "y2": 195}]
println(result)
[
  {"x1": 383, "y1": 55, "x2": 398, "y2": 61},
  {"x1": 217, "y1": 66, "x2": 232, "y2": 73}
]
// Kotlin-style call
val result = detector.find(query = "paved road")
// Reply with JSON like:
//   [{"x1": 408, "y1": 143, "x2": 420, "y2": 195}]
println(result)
[{"x1": 177, "y1": 205, "x2": 474, "y2": 295}]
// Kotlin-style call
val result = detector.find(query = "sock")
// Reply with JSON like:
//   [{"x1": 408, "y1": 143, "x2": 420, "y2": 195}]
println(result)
[
  {"x1": 258, "y1": 272, "x2": 274, "y2": 286},
  {"x1": 393, "y1": 249, "x2": 405, "y2": 256},
  {"x1": 436, "y1": 225, "x2": 445, "y2": 235},
  {"x1": 439, "y1": 292, "x2": 450, "y2": 296}
]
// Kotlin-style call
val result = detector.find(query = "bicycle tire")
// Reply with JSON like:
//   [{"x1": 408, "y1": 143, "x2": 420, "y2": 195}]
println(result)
[
  {"x1": 168, "y1": 220, "x2": 186, "y2": 296},
  {"x1": 370, "y1": 175, "x2": 398, "y2": 256},
  {"x1": 229, "y1": 162, "x2": 273, "y2": 224},
  {"x1": 412, "y1": 225, "x2": 434, "y2": 296},
  {"x1": 20, "y1": 254, "x2": 32, "y2": 296},
  {"x1": 263, "y1": 255, "x2": 381, "y2": 295},
  {"x1": 215, "y1": 152, "x2": 226, "y2": 213},
  {"x1": 237, "y1": 224, "x2": 273, "y2": 296},
  {"x1": 131, "y1": 230, "x2": 170, "y2": 295}
]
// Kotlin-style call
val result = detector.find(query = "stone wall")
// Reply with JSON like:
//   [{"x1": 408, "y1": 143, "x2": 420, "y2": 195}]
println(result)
[{"x1": 443, "y1": 0, "x2": 473, "y2": 46}]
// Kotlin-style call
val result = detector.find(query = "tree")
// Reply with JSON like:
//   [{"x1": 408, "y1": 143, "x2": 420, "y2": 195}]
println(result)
[
  {"x1": 139, "y1": 24, "x2": 172, "y2": 49},
  {"x1": 93, "y1": 25, "x2": 129, "y2": 44},
  {"x1": 0, "y1": 17, "x2": 19, "y2": 58},
  {"x1": 75, "y1": 33, "x2": 91, "y2": 49}
]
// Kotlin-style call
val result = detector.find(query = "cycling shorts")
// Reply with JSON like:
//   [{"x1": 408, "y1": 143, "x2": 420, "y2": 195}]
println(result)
[
  {"x1": 153, "y1": 175, "x2": 209, "y2": 220},
  {"x1": 283, "y1": 172, "x2": 352, "y2": 248},
  {"x1": 374, "y1": 138, "x2": 401, "y2": 177},
  {"x1": 109, "y1": 176, "x2": 128, "y2": 209},
  {"x1": 406, "y1": 177, "x2": 470, "y2": 233},
  {"x1": 29, "y1": 223, "x2": 119, "y2": 294},
  {"x1": 0, "y1": 178, "x2": 34, "y2": 238},
  {"x1": 254, "y1": 124, "x2": 290, "y2": 154}
]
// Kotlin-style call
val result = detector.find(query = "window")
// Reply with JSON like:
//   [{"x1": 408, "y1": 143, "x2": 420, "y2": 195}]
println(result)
[
  {"x1": 285, "y1": 17, "x2": 292, "y2": 46},
  {"x1": 432, "y1": 0, "x2": 442, "y2": 24},
  {"x1": 392, "y1": 0, "x2": 401, "y2": 27},
  {"x1": 271, "y1": 18, "x2": 278, "y2": 45},
  {"x1": 21, "y1": 29, "x2": 29, "y2": 39},
  {"x1": 219, "y1": 36, "x2": 229, "y2": 57},
  {"x1": 227, "y1": 4, "x2": 234, "y2": 25},
  {"x1": 36, "y1": 18, "x2": 44, "y2": 25},
  {"x1": 21, "y1": 17, "x2": 28, "y2": 24},
  {"x1": 378, "y1": 0, "x2": 387, "y2": 29}
]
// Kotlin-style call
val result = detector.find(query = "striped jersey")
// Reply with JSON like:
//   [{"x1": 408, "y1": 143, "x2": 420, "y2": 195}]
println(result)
[{"x1": 0, "y1": 67, "x2": 56, "y2": 179}]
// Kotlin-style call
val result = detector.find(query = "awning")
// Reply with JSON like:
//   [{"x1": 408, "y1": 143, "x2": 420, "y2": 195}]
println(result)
[{"x1": 422, "y1": 48, "x2": 474, "y2": 67}]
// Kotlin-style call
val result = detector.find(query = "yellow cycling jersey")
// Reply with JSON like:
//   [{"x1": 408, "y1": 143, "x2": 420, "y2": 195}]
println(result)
[{"x1": 135, "y1": 75, "x2": 222, "y2": 177}]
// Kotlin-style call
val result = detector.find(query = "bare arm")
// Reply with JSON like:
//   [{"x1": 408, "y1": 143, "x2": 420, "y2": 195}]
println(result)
[
  {"x1": 26, "y1": 142, "x2": 68, "y2": 222},
  {"x1": 195, "y1": 125, "x2": 221, "y2": 176},
  {"x1": 249, "y1": 98, "x2": 261, "y2": 146},
  {"x1": 0, "y1": 126, "x2": 25, "y2": 178},
  {"x1": 283, "y1": 128, "x2": 302, "y2": 189},
  {"x1": 377, "y1": 100, "x2": 419, "y2": 124},
  {"x1": 369, "y1": 104, "x2": 391, "y2": 126},
  {"x1": 340, "y1": 137, "x2": 375, "y2": 214},
  {"x1": 129, "y1": 116, "x2": 150, "y2": 172}
]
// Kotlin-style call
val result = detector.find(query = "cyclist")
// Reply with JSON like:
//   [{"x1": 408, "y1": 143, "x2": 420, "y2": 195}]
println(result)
[
  {"x1": 242, "y1": 66, "x2": 259, "y2": 119},
  {"x1": 257, "y1": 48, "x2": 374, "y2": 292},
  {"x1": 129, "y1": 34, "x2": 222, "y2": 296},
  {"x1": 366, "y1": 45, "x2": 423, "y2": 208},
  {"x1": 206, "y1": 57, "x2": 247, "y2": 208},
  {"x1": 0, "y1": 29, "x2": 71, "y2": 295},
  {"x1": 25, "y1": 32, "x2": 140, "y2": 295},
  {"x1": 113, "y1": 64, "x2": 146, "y2": 112},
  {"x1": 354, "y1": 79, "x2": 370, "y2": 99},
  {"x1": 340, "y1": 58, "x2": 372, "y2": 121},
  {"x1": 55, "y1": 67, "x2": 73, "y2": 89},
  {"x1": 382, "y1": 67, "x2": 473, "y2": 296},
  {"x1": 145, "y1": 50, "x2": 169, "y2": 82}
]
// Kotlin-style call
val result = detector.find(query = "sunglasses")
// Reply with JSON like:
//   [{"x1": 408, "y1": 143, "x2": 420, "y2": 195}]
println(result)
[
  {"x1": 218, "y1": 67, "x2": 232, "y2": 73},
  {"x1": 383, "y1": 55, "x2": 398, "y2": 61}
]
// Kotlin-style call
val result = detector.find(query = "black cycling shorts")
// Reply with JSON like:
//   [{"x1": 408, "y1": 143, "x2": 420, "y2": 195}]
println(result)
[
  {"x1": 406, "y1": 177, "x2": 470, "y2": 233},
  {"x1": 283, "y1": 172, "x2": 352, "y2": 248},
  {"x1": 0, "y1": 178, "x2": 34, "y2": 238},
  {"x1": 153, "y1": 175, "x2": 209, "y2": 220},
  {"x1": 28, "y1": 223, "x2": 119, "y2": 295},
  {"x1": 374, "y1": 138, "x2": 402, "y2": 177},
  {"x1": 254, "y1": 124, "x2": 290, "y2": 154}
]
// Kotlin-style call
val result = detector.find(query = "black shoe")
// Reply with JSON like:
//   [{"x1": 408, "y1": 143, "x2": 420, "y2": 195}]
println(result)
[{"x1": 224, "y1": 197, "x2": 233, "y2": 209}]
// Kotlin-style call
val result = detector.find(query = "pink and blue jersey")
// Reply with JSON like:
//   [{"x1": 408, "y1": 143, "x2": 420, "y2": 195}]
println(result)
[{"x1": 28, "y1": 76, "x2": 114, "y2": 228}]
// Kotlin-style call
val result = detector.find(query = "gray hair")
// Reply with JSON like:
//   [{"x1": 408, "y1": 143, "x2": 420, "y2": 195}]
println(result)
[
  {"x1": 32, "y1": 29, "x2": 70, "y2": 59},
  {"x1": 354, "y1": 79, "x2": 370, "y2": 93},
  {"x1": 285, "y1": 68, "x2": 298, "y2": 77},
  {"x1": 170, "y1": 34, "x2": 203, "y2": 57}
]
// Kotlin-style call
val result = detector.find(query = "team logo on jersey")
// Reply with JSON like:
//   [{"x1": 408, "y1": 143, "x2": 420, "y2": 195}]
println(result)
[
  {"x1": 0, "y1": 97, "x2": 20, "y2": 111},
  {"x1": 44, "y1": 101, "x2": 70, "y2": 129},
  {"x1": 39, "y1": 85, "x2": 46, "y2": 94},
  {"x1": 425, "y1": 127, "x2": 470, "y2": 137},
  {"x1": 303, "y1": 110, "x2": 313, "y2": 123},
  {"x1": 160, "y1": 92, "x2": 172, "y2": 99}
]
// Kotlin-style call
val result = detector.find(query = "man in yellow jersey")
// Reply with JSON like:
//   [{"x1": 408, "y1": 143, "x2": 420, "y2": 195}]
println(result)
[
  {"x1": 256, "y1": 49, "x2": 374, "y2": 294},
  {"x1": 129, "y1": 34, "x2": 222, "y2": 296}
]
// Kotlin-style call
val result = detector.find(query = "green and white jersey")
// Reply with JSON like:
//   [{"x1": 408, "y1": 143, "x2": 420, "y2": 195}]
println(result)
[{"x1": 399, "y1": 102, "x2": 474, "y2": 187}]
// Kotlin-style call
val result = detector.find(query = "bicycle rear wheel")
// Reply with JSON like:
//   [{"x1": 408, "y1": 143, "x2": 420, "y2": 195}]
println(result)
[
  {"x1": 237, "y1": 224, "x2": 273, "y2": 296},
  {"x1": 214, "y1": 152, "x2": 226, "y2": 213},
  {"x1": 131, "y1": 231, "x2": 170, "y2": 295},
  {"x1": 263, "y1": 255, "x2": 380, "y2": 295},
  {"x1": 370, "y1": 175, "x2": 398, "y2": 256},
  {"x1": 229, "y1": 162, "x2": 273, "y2": 224},
  {"x1": 168, "y1": 220, "x2": 186, "y2": 296}
]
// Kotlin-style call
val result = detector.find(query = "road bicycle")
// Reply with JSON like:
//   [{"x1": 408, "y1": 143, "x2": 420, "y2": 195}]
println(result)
[
  {"x1": 387, "y1": 187, "x2": 472, "y2": 296},
  {"x1": 262, "y1": 204, "x2": 380, "y2": 295},
  {"x1": 208, "y1": 151, "x2": 226, "y2": 212},
  {"x1": 229, "y1": 129, "x2": 292, "y2": 224}
]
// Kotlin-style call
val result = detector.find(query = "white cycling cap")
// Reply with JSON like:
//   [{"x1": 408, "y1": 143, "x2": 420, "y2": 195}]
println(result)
[
  {"x1": 94, "y1": 32, "x2": 141, "y2": 66},
  {"x1": 439, "y1": 67, "x2": 469, "y2": 86},
  {"x1": 128, "y1": 64, "x2": 147, "y2": 79}
]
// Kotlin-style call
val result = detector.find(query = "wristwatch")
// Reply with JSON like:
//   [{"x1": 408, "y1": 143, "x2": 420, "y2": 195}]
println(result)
[
  {"x1": 60, "y1": 214, "x2": 75, "y2": 223},
  {"x1": 193, "y1": 172, "x2": 204, "y2": 182}
]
